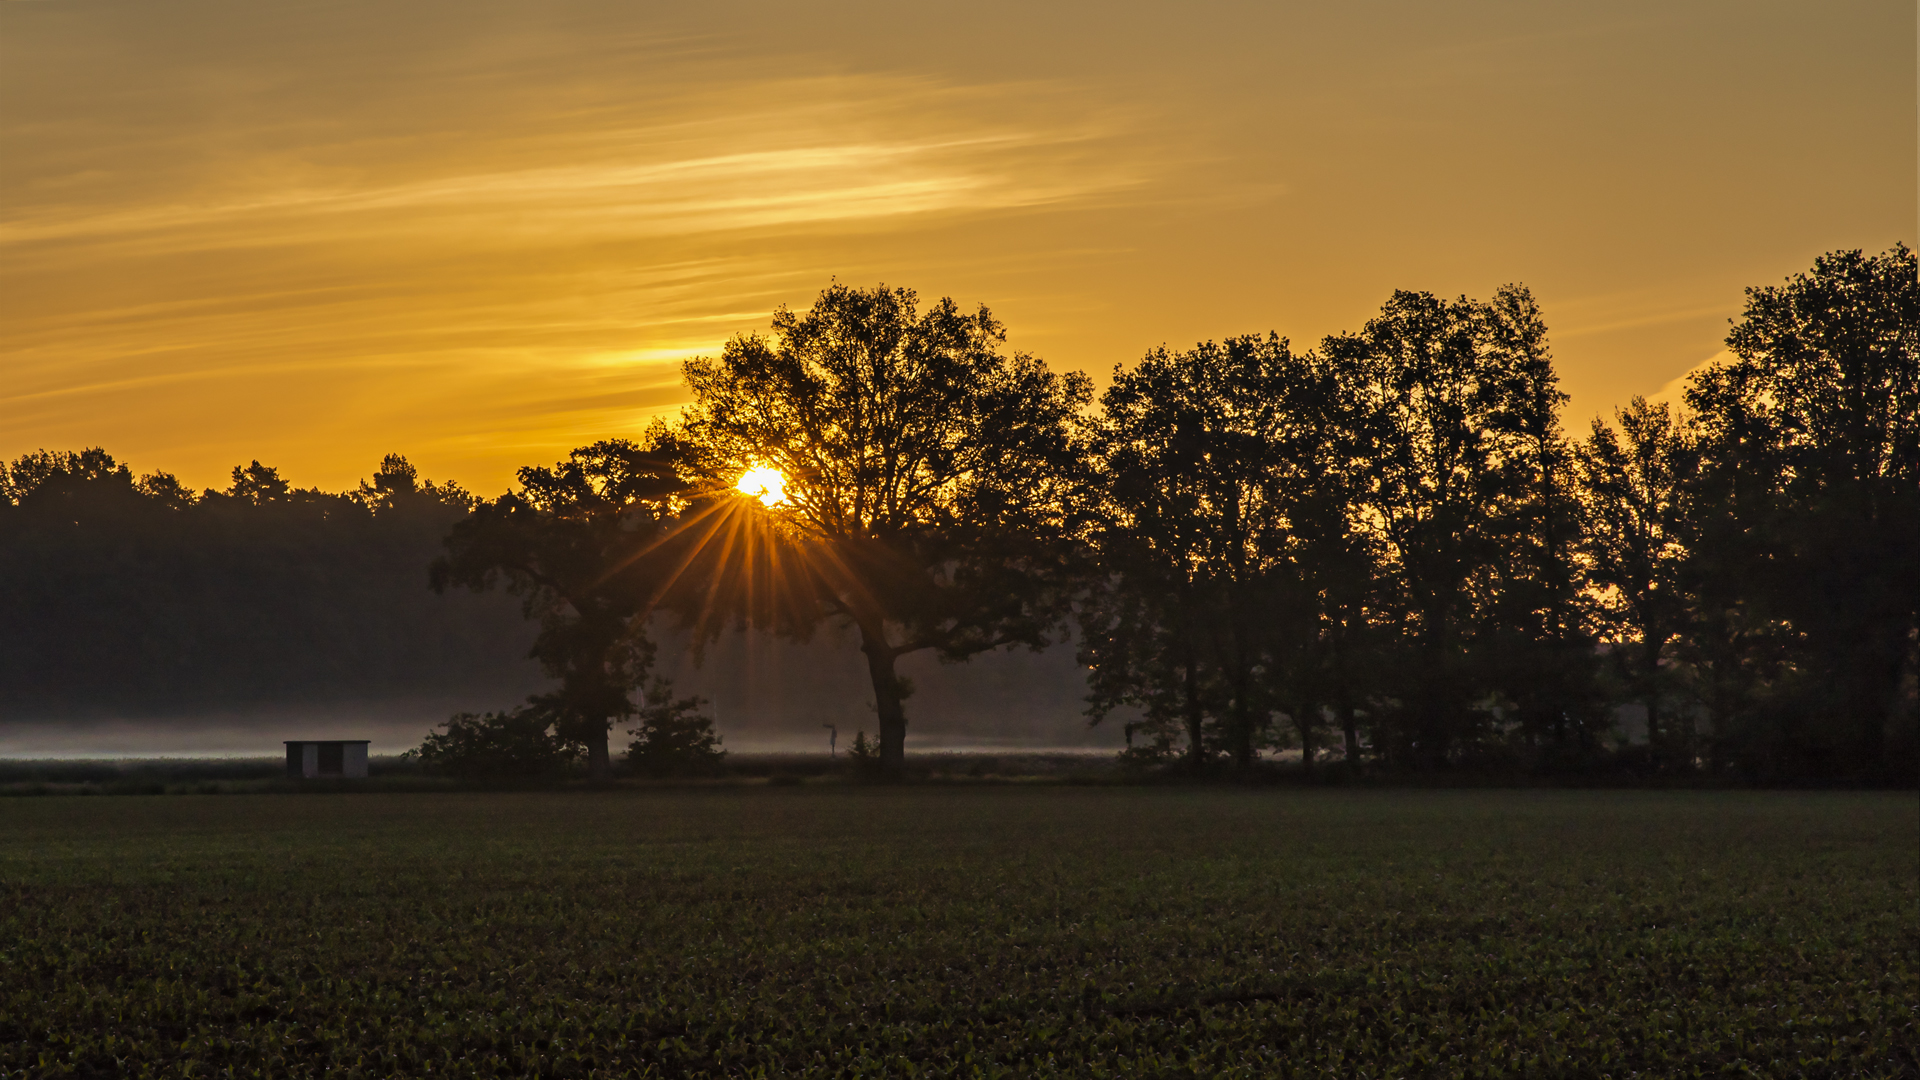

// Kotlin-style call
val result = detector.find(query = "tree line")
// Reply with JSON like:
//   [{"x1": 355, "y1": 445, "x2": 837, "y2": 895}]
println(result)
[
  {"x1": 0, "y1": 453, "x2": 536, "y2": 716},
  {"x1": 1078, "y1": 253, "x2": 1915, "y2": 783},
  {"x1": 3, "y1": 244, "x2": 1912, "y2": 783},
  {"x1": 423, "y1": 244, "x2": 1914, "y2": 784}
]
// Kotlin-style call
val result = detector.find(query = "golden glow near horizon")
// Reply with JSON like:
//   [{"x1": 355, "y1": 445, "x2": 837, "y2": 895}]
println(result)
[
  {"x1": 735, "y1": 466, "x2": 788, "y2": 508},
  {"x1": 0, "y1": 1, "x2": 1910, "y2": 494}
]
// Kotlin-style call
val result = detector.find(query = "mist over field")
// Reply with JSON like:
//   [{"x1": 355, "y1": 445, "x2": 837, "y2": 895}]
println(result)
[
  {"x1": 0, "y1": 630, "x2": 1117, "y2": 759},
  {"x1": 653, "y1": 630, "x2": 1123, "y2": 754}
]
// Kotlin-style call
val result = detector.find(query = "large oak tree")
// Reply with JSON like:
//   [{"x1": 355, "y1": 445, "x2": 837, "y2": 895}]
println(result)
[{"x1": 675, "y1": 283, "x2": 1090, "y2": 775}]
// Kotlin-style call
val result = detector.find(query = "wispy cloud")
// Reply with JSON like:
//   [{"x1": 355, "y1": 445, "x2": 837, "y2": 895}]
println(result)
[
  {"x1": 0, "y1": 67, "x2": 1162, "y2": 490},
  {"x1": 4, "y1": 0, "x2": 1894, "y2": 493},
  {"x1": 1552, "y1": 301, "x2": 1730, "y2": 340},
  {"x1": 4, "y1": 81, "x2": 1148, "y2": 252},
  {"x1": 1645, "y1": 349, "x2": 1731, "y2": 408}
]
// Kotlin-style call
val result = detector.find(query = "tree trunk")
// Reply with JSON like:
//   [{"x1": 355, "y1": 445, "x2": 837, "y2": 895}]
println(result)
[
  {"x1": 1229, "y1": 680, "x2": 1254, "y2": 771},
  {"x1": 1643, "y1": 694, "x2": 1661, "y2": 762},
  {"x1": 586, "y1": 722, "x2": 613, "y2": 781},
  {"x1": 1297, "y1": 707, "x2": 1315, "y2": 774},
  {"x1": 1847, "y1": 626, "x2": 1906, "y2": 776},
  {"x1": 1637, "y1": 633, "x2": 1661, "y2": 766},
  {"x1": 1416, "y1": 616, "x2": 1452, "y2": 770},
  {"x1": 1183, "y1": 649, "x2": 1206, "y2": 773},
  {"x1": 861, "y1": 629, "x2": 908, "y2": 779},
  {"x1": 1340, "y1": 701, "x2": 1361, "y2": 775},
  {"x1": 1331, "y1": 627, "x2": 1361, "y2": 774}
]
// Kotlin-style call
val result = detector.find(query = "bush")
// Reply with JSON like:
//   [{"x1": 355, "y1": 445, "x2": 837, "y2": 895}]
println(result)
[
  {"x1": 625, "y1": 680, "x2": 726, "y2": 777},
  {"x1": 844, "y1": 729, "x2": 884, "y2": 781},
  {"x1": 407, "y1": 705, "x2": 576, "y2": 780},
  {"x1": 1116, "y1": 719, "x2": 1183, "y2": 770}
]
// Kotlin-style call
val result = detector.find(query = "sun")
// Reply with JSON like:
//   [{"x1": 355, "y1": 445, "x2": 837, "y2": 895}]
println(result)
[{"x1": 735, "y1": 464, "x2": 788, "y2": 507}]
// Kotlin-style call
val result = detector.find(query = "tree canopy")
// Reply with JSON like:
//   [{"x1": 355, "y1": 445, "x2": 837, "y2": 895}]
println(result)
[
  {"x1": 431, "y1": 440, "x2": 690, "y2": 778},
  {"x1": 1680, "y1": 244, "x2": 1918, "y2": 777},
  {"x1": 1072, "y1": 251, "x2": 1915, "y2": 781},
  {"x1": 1080, "y1": 333, "x2": 1355, "y2": 770},
  {"x1": 0, "y1": 450, "x2": 527, "y2": 718},
  {"x1": 675, "y1": 283, "x2": 1092, "y2": 774}
]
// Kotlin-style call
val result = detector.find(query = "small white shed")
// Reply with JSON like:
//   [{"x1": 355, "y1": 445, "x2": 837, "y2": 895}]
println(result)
[{"x1": 284, "y1": 740, "x2": 370, "y2": 779}]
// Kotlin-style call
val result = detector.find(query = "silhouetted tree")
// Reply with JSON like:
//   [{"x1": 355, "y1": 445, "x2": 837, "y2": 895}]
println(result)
[
  {"x1": 625, "y1": 678, "x2": 727, "y2": 777},
  {"x1": 432, "y1": 440, "x2": 689, "y2": 779},
  {"x1": 0, "y1": 449, "x2": 526, "y2": 716},
  {"x1": 1080, "y1": 335, "x2": 1349, "y2": 771},
  {"x1": 676, "y1": 283, "x2": 1091, "y2": 776},
  {"x1": 409, "y1": 703, "x2": 578, "y2": 780},
  {"x1": 1263, "y1": 349, "x2": 1382, "y2": 773},
  {"x1": 355, "y1": 452, "x2": 475, "y2": 514},
  {"x1": 1326, "y1": 285, "x2": 1594, "y2": 768},
  {"x1": 136, "y1": 470, "x2": 198, "y2": 511},
  {"x1": 1476, "y1": 286, "x2": 1607, "y2": 768},
  {"x1": 1683, "y1": 244, "x2": 1918, "y2": 778},
  {"x1": 1576, "y1": 396, "x2": 1701, "y2": 766},
  {"x1": 10, "y1": 248, "x2": 1910, "y2": 787},
  {"x1": 227, "y1": 460, "x2": 292, "y2": 504}
]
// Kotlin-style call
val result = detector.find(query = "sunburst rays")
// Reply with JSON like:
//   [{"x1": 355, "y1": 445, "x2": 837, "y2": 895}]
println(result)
[{"x1": 735, "y1": 465, "x2": 787, "y2": 506}]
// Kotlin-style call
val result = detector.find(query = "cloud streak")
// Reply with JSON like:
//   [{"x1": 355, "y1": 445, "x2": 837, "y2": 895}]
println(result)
[
  {"x1": 0, "y1": 63, "x2": 1162, "y2": 490},
  {"x1": 4, "y1": 75, "x2": 1149, "y2": 253},
  {"x1": 0, "y1": 0, "x2": 1906, "y2": 494}
]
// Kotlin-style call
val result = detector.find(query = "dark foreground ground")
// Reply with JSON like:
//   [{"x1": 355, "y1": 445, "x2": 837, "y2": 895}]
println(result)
[
  {"x1": 1, "y1": 790, "x2": 1913, "y2": 1078},
  {"x1": 0, "y1": 752, "x2": 1118, "y2": 793}
]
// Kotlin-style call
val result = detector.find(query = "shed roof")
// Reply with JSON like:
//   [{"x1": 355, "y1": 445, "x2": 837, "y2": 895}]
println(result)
[{"x1": 283, "y1": 739, "x2": 371, "y2": 745}]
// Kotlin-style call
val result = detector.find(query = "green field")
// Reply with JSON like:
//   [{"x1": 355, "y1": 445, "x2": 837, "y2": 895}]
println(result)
[{"x1": 2, "y1": 789, "x2": 1913, "y2": 1078}]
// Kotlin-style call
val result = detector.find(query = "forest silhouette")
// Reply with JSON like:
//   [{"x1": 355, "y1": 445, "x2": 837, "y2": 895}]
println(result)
[
  {"x1": 0, "y1": 454, "x2": 533, "y2": 717},
  {"x1": 2, "y1": 245, "x2": 1913, "y2": 783}
]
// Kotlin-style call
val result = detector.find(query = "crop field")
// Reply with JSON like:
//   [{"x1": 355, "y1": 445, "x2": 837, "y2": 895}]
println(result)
[{"x1": 1, "y1": 788, "x2": 1914, "y2": 1078}]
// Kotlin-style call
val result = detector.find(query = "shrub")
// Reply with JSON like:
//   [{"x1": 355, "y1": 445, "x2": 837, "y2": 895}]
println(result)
[
  {"x1": 1116, "y1": 719, "x2": 1182, "y2": 770},
  {"x1": 407, "y1": 704, "x2": 576, "y2": 780},
  {"x1": 844, "y1": 729, "x2": 885, "y2": 781},
  {"x1": 625, "y1": 680, "x2": 726, "y2": 777}
]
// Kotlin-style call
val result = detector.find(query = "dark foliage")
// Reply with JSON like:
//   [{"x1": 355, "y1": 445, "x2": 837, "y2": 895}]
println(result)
[
  {"x1": 1576, "y1": 397, "x2": 1700, "y2": 767},
  {"x1": 624, "y1": 679, "x2": 727, "y2": 777},
  {"x1": 0, "y1": 451, "x2": 533, "y2": 718},
  {"x1": 842, "y1": 728, "x2": 885, "y2": 780},
  {"x1": 1080, "y1": 334, "x2": 1358, "y2": 773},
  {"x1": 1086, "y1": 287, "x2": 1604, "y2": 775},
  {"x1": 431, "y1": 440, "x2": 693, "y2": 778},
  {"x1": 1083, "y1": 248, "x2": 1916, "y2": 783},
  {"x1": 407, "y1": 704, "x2": 578, "y2": 780},
  {"x1": 1680, "y1": 244, "x2": 1919, "y2": 780},
  {"x1": 675, "y1": 283, "x2": 1092, "y2": 776}
]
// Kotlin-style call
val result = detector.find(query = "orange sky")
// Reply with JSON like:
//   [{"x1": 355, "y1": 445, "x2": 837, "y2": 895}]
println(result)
[{"x1": 3, "y1": 0, "x2": 1913, "y2": 495}]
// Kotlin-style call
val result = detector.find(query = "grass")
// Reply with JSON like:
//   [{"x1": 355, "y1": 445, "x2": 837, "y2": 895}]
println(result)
[
  {"x1": 0, "y1": 753, "x2": 1123, "y2": 796},
  {"x1": 0, "y1": 789, "x2": 1913, "y2": 1078}
]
